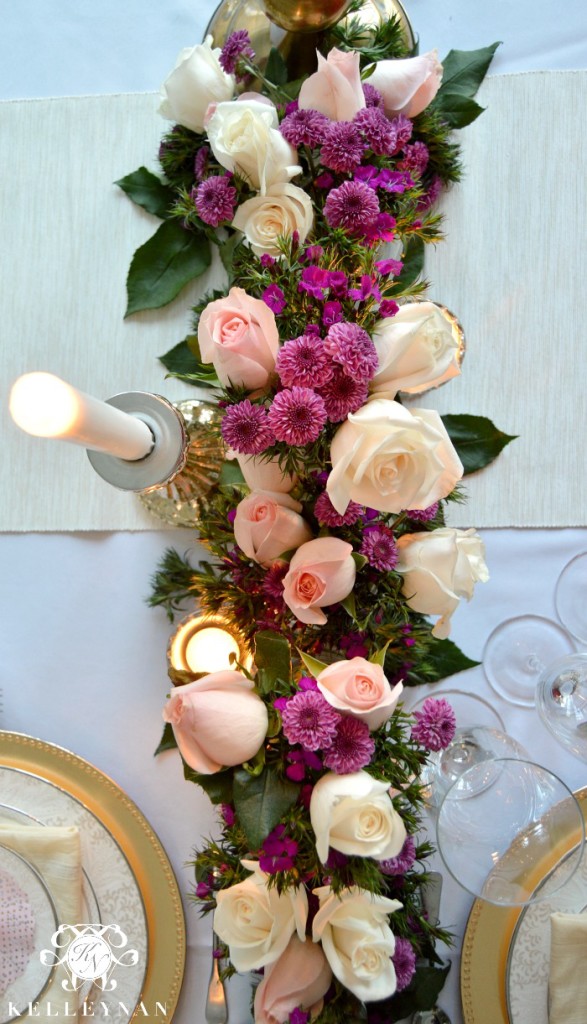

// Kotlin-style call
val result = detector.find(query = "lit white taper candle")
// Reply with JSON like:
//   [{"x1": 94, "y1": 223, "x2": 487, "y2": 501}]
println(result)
[{"x1": 9, "y1": 372, "x2": 154, "y2": 461}]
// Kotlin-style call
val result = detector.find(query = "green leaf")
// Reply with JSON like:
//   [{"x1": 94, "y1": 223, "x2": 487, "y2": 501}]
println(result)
[
  {"x1": 233, "y1": 768, "x2": 299, "y2": 850},
  {"x1": 255, "y1": 632, "x2": 291, "y2": 694},
  {"x1": 432, "y1": 92, "x2": 485, "y2": 129},
  {"x1": 298, "y1": 650, "x2": 329, "y2": 679},
  {"x1": 219, "y1": 230, "x2": 243, "y2": 280},
  {"x1": 159, "y1": 339, "x2": 200, "y2": 376},
  {"x1": 242, "y1": 746, "x2": 266, "y2": 776},
  {"x1": 341, "y1": 593, "x2": 357, "y2": 620},
  {"x1": 154, "y1": 722, "x2": 178, "y2": 757},
  {"x1": 437, "y1": 43, "x2": 500, "y2": 100},
  {"x1": 389, "y1": 963, "x2": 451, "y2": 1018},
  {"x1": 183, "y1": 762, "x2": 234, "y2": 805},
  {"x1": 425, "y1": 637, "x2": 480, "y2": 683},
  {"x1": 219, "y1": 459, "x2": 246, "y2": 488},
  {"x1": 441, "y1": 413, "x2": 517, "y2": 475},
  {"x1": 351, "y1": 551, "x2": 368, "y2": 571},
  {"x1": 115, "y1": 166, "x2": 176, "y2": 219},
  {"x1": 370, "y1": 639, "x2": 392, "y2": 667},
  {"x1": 125, "y1": 220, "x2": 211, "y2": 316},
  {"x1": 265, "y1": 47, "x2": 288, "y2": 86},
  {"x1": 396, "y1": 235, "x2": 424, "y2": 289}
]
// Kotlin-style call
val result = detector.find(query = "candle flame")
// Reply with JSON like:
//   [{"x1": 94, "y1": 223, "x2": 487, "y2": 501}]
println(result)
[{"x1": 9, "y1": 372, "x2": 79, "y2": 437}]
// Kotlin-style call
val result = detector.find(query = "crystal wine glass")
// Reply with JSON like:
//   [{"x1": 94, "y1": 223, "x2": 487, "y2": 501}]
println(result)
[
  {"x1": 482, "y1": 614, "x2": 576, "y2": 707},
  {"x1": 555, "y1": 552, "x2": 587, "y2": 647},
  {"x1": 536, "y1": 653, "x2": 587, "y2": 762}
]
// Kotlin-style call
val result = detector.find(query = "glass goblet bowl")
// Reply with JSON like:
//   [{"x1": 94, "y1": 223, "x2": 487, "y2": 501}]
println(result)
[{"x1": 536, "y1": 653, "x2": 587, "y2": 762}]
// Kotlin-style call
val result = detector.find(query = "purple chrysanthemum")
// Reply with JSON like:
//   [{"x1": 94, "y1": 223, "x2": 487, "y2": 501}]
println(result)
[
  {"x1": 391, "y1": 114, "x2": 413, "y2": 151},
  {"x1": 194, "y1": 146, "x2": 210, "y2": 181},
  {"x1": 323, "y1": 716, "x2": 375, "y2": 773},
  {"x1": 392, "y1": 937, "x2": 417, "y2": 992},
  {"x1": 354, "y1": 107, "x2": 398, "y2": 156},
  {"x1": 267, "y1": 387, "x2": 327, "y2": 446},
  {"x1": 407, "y1": 502, "x2": 439, "y2": 522},
  {"x1": 263, "y1": 562, "x2": 288, "y2": 605},
  {"x1": 259, "y1": 824, "x2": 299, "y2": 874},
  {"x1": 314, "y1": 491, "x2": 363, "y2": 527},
  {"x1": 324, "y1": 321, "x2": 378, "y2": 382},
  {"x1": 360, "y1": 525, "x2": 398, "y2": 571},
  {"x1": 262, "y1": 283, "x2": 286, "y2": 314},
  {"x1": 320, "y1": 121, "x2": 366, "y2": 173},
  {"x1": 194, "y1": 175, "x2": 237, "y2": 227},
  {"x1": 221, "y1": 400, "x2": 274, "y2": 455},
  {"x1": 417, "y1": 174, "x2": 443, "y2": 211},
  {"x1": 411, "y1": 698, "x2": 457, "y2": 752},
  {"x1": 379, "y1": 299, "x2": 400, "y2": 318},
  {"x1": 219, "y1": 30, "x2": 255, "y2": 76},
  {"x1": 379, "y1": 835, "x2": 416, "y2": 876},
  {"x1": 362, "y1": 82, "x2": 385, "y2": 109},
  {"x1": 323, "y1": 180, "x2": 380, "y2": 233},
  {"x1": 280, "y1": 108, "x2": 330, "y2": 148},
  {"x1": 398, "y1": 140, "x2": 430, "y2": 176},
  {"x1": 276, "y1": 335, "x2": 333, "y2": 389},
  {"x1": 318, "y1": 368, "x2": 369, "y2": 422},
  {"x1": 281, "y1": 690, "x2": 341, "y2": 751}
]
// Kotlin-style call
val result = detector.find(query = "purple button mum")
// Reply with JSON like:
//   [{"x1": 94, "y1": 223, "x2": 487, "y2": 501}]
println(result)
[
  {"x1": 314, "y1": 491, "x2": 363, "y2": 527},
  {"x1": 276, "y1": 335, "x2": 333, "y2": 389},
  {"x1": 318, "y1": 368, "x2": 369, "y2": 422},
  {"x1": 379, "y1": 834, "x2": 416, "y2": 876},
  {"x1": 392, "y1": 936, "x2": 417, "y2": 991},
  {"x1": 281, "y1": 690, "x2": 341, "y2": 751},
  {"x1": 320, "y1": 121, "x2": 366, "y2": 173},
  {"x1": 411, "y1": 698, "x2": 457, "y2": 751},
  {"x1": 267, "y1": 387, "x2": 327, "y2": 446},
  {"x1": 354, "y1": 107, "x2": 398, "y2": 156},
  {"x1": 323, "y1": 716, "x2": 375, "y2": 773},
  {"x1": 360, "y1": 525, "x2": 398, "y2": 571},
  {"x1": 324, "y1": 321, "x2": 378, "y2": 382},
  {"x1": 323, "y1": 180, "x2": 380, "y2": 233},
  {"x1": 407, "y1": 502, "x2": 439, "y2": 522},
  {"x1": 219, "y1": 30, "x2": 255, "y2": 76},
  {"x1": 280, "y1": 108, "x2": 330, "y2": 148},
  {"x1": 221, "y1": 400, "x2": 274, "y2": 455},
  {"x1": 194, "y1": 175, "x2": 237, "y2": 227}
]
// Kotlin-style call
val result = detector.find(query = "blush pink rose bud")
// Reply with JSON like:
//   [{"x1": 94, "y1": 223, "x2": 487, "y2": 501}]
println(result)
[
  {"x1": 316, "y1": 657, "x2": 403, "y2": 731},
  {"x1": 367, "y1": 51, "x2": 443, "y2": 118},
  {"x1": 198, "y1": 286, "x2": 280, "y2": 390},
  {"x1": 282, "y1": 537, "x2": 356, "y2": 626},
  {"x1": 162, "y1": 671, "x2": 268, "y2": 774},
  {"x1": 298, "y1": 47, "x2": 366, "y2": 121},
  {"x1": 234, "y1": 490, "x2": 313, "y2": 567},
  {"x1": 254, "y1": 935, "x2": 333, "y2": 1024},
  {"x1": 236, "y1": 453, "x2": 298, "y2": 493}
]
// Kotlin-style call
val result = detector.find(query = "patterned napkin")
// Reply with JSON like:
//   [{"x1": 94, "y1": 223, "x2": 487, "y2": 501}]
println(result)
[
  {"x1": 549, "y1": 911, "x2": 587, "y2": 1023},
  {"x1": 0, "y1": 825, "x2": 82, "y2": 1019}
]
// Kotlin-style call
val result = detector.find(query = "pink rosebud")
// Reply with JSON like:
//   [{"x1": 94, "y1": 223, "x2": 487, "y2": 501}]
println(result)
[
  {"x1": 254, "y1": 935, "x2": 332, "y2": 1024},
  {"x1": 235, "y1": 453, "x2": 298, "y2": 493},
  {"x1": 283, "y1": 537, "x2": 356, "y2": 626},
  {"x1": 298, "y1": 48, "x2": 366, "y2": 122},
  {"x1": 233, "y1": 490, "x2": 313, "y2": 567},
  {"x1": 367, "y1": 51, "x2": 443, "y2": 118},
  {"x1": 316, "y1": 657, "x2": 404, "y2": 730},
  {"x1": 162, "y1": 671, "x2": 268, "y2": 774},
  {"x1": 198, "y1": 286, "x2": 279, "y2": 390}
]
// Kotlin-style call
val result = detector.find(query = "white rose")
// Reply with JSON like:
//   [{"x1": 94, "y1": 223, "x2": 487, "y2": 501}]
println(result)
[
  {"x1": 372, "y1": 302, "x2": 461, "y2": 397},
  {"x1": 207, "y1": 98, "x2": 300, "y2": 193},
  {"x1": 310, "y1": 771, "x2": 406, "y2": 864},
  {"x1": 232, "y1": 183, "x2": 314, "y2": 257},
  {"x1": 158, "y1": 36, "x2": 235, "y2": 134},
  {"x1": 214, "y1": 860, "x2": 308, "y2": 972},
  {"x1": 396, "y1": 527, "x2": 489, "y2": 638},
  {"x1": 327, "y1": 399, "x2": 463, "y2": 516},
  {"x1": 312, "y1": 886, "x2": 402, "y2": 1002},
  {"x1": 233, "y1": 489, "x2": 313, "y2": 566}
]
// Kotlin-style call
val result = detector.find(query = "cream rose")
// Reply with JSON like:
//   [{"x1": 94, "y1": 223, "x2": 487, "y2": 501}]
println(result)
[
  {"x1": 207, "y1": 98, "x2": 300, "y2": 193},
  {"x1": 234, "y1": 490, "x2": 313, "y2": 567},
  {"x1": 253, "y1": 935, "x2": 332, "y2": 1024},
  {"x1": 316, "y1": 657, "x2": 403, "y2": 731},
  {"x1": 396, "y1": 527, "x2": 489, "y2": 638},
  {"x1": 232, "y1": 183, "x2": 314, "y2": 258},
  {"x1": 158, "y1": 36, "x2": 235, "y2": 133},
  {"x1": 312, "y1": 886, "x2": 402, "y2": 1002},
  {"x1": 162, "y1": 671, "x2": 267, "y2": 774},
  {"x1": 214, "y1": 860, "x2": 308, "y2": 972},
  {"x1": 236, "y1": 454, "x2": 298, "y2": 493},
  {"x1": 282, "y1": 537, "x2": 356, "y2": 626},
  {"x1": 310, "y1": 770, "x2": 406, "y2": 863},
  {"x1": 371, "y1": 302, "x2": 461, "y2": 397},
  {"x1": 367, "y1": 51, "x2": 443, "y2": 118},
  {"x1": 198, "y1": 286, "x2": 280, "y2": 390},
  {"x1": 327, "y1": 399, "x2": 463, "y2": 516},
  {"x1": 298, "y1": 47, "x2": 366, "y2": 121}
]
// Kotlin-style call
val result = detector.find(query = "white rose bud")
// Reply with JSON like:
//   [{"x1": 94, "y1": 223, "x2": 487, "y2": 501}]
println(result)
[
  {"x1": 372, "y1": 302, "x2": 461, "y2": 397},
  {"x1": 207, "y1": 98, "x2": 300, "y2": 193},
  {"x1": 158, "y1": 37, "x2": 235, "y2": 134},
  {"x1": 232, "y1": 183, "x2": 314, "y2": 257},
  {"x1": 310, "y1": 770, "x2": 406, "y2": 864}
]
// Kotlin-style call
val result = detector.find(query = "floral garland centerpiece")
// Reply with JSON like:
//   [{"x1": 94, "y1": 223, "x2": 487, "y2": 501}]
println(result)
[{"x1": 118, "y1": 8, "x2": 510, "y2": 1022}]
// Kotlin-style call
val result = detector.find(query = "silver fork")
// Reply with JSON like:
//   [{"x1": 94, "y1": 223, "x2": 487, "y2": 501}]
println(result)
[{"x1": 205, "y1": 920, "x2": 228, "y2": 1024}]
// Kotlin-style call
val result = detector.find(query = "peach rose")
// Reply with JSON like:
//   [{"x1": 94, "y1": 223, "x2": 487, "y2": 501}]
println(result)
[
  {"x1": 282, "y1": 537, "x2": 356, "y2": 626},
  {"x1": 316, "y1": 657, "x2": 403, "y2": 730},
  {"x1": 198, "y1": 287, "x2": 279, "y2": 390},
  {"x1": 162, "y1": 671, "x2": 268, "y2": 774},
  {"x1": 298, "y1": 47, "x2": 366, "y2": 121},
  {"x1": 234, "y1": 490, "x2": 313, "y2": 567},
  {"x1": 254, "y1": 936, "x2": 332, "y2": 1024},
  {"x1": 368, "y1": 51, "x2": 443, "y2": 118},
  {"x1": 236, "y1": 454, "x2": 298, "y2": 493}
]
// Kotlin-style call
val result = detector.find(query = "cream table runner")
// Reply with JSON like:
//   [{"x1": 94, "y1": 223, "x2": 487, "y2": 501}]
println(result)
[{"x1": 1, "y1": 71, "x2": 586, "y2": 530}]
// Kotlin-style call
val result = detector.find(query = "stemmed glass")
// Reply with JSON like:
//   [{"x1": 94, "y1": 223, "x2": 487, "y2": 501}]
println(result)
[
  {"x1": 555, "y1": 552, "x2": 587, "y2": 647},
  {"x1": 482, "y1": 614, "x2": 575, "y2": 707}
]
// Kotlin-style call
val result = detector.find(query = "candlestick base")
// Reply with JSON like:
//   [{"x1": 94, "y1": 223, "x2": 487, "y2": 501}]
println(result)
[{"x1": 87, "y1": 392, "x2": 188, "y2": 492}]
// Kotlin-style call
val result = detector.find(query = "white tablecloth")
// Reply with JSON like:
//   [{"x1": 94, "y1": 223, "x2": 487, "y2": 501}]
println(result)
[{"x1": 2, "y1": 2, "x2": 587, "y2": 1021}]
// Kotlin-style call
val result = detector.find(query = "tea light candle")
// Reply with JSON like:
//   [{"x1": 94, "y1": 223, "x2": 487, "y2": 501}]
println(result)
[
  {"x1": 9, "y1": 372, "x2": 154, "y2": 461},
  {"x1": 168, "y1": 614, "x2": 250, "y2": 675}
]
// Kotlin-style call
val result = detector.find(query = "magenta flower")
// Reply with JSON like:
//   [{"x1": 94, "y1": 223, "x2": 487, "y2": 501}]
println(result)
[
  {"x1": 221, "y1": 400, "x2": 274, "y2": 455},
  {"x1": 276, "y1": 335, "x2": 333, "y2": 389},
  {"x1": 281, "y1": 690, "x2": 341, "y2": 751},
  {"x1": 301, "y1": 244, "x2": 324, "y2": 263},
  {"x1": 324, "y1": 321, "x2": 378, "y2": 381},
  {"x1": 398, "y1": 140, "x2": 430, "y2": 176},
  {"x1": 285, "y1": 747, "x2": 323, "y2": 783},
  {"x1": 196, "y1": 880, "x2": 211, "y2": 897},
  {"x1": 379, "y1": 834, "x2": 416, "y2": 876},
  {"x1": 221, "y1": 803, "x2": 236, "y2": 827},
  {"x1": 375, "y1": 258, "x2": 403, "y2": 277},
  {"x1": 348, "y1": 274, "x2": 382, "y2": 303},
  {"x1": 324, "y1": 180, "x2": 380, "y2": 233},
  {"x1": 407, "y1": 502, "x2": 439, "y2": 522},
  {"x1": 298, "y1": 265, "x2": 330, "y2": 299},
  {"x1": 263, "y1": 562, "x2": 288, "y2": 605},
  {"x1": 376, "y1": 168, "x2": 414, "y2": 193},
  {"x1": 340, "y1": 632, "x2": 369, "y2": 659},
  {"x1": 323, "y1": 716, "x2": 375, "y2": 773},
  {"x1": 320, "y1": 121, "x2": 366, "y2": 173},
  {"x1": 194, "y1": 146, "x2": 210, "y2": 181},
  {"x1": 354, "y1": 107, "x2": 398, "y2": 155},
  {"x1": 219, "y1": 30, "x2": 255, "y2": 76},
  {"x1": 379, "y1": 299, "x2": 400, "y2": 318},
  {"x1": 280, "y1": 108, "x2": 329, "y2": 148},
  {"x1": 259, "y1": 824, "x2": 299, "y2": 874},
  {"x1": 363, "y1": 82, "x2": 384, "y2": 109},
  {"x1": 262, "y1": 284, "x2": 286, "y2": 314},
  {"x1": 326, "y1": 270, "x2": 349, "y2": 298},
  {"x1": 315, "y1": 491, "x2": 363, "y2": 527},
  {"x1": 418, "y1": 174, "x2": 443, "y2": 211},
  {"x1": 314, "y1": 171, "x2": 335, "y2": 189},
  {"x1": 392, "y1": 937, "x2": 417, "y2": 991},
  {"x1": 267, "y1": 387, "x2": 327, "y2": 446},
  {"x1": 411, "y1": 698, "x2": 457, "y2": 752},
  {"x1": 318, "y1": 368, "x2": 369, "y2": 422},
  {"x1": 363, "y1": 212, "x2": 397, "y2": 244},
  {"x1": 354, "y1": 165, "x2": 381, "y2": 189},
  {"x1": 322, "y1": 300, "x2": 343, "y2": 327},
  {"x1": 260, "y1": 253, "x2": 276, "y2": 268},
  {"x1": 360, "y1": 525, "x2": 398, "y2": 571},
  {"x1": 391, "y1": 114, "x2": 413, "y2": 151},
  {"x1": 289, "y1": 1010, "x2": 310, "y2": 1024},
  {"x1": 194, "y1": 175, "x2": 237, "y2": 227}
]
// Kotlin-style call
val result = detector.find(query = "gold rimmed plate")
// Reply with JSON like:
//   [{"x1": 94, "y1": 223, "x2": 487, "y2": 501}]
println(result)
[{"x1": 0, "y1": 732, "x2": 185, "y2": 1023}]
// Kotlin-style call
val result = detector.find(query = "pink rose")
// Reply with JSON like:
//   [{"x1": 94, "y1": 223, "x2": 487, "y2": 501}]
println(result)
[
  {"x1": 298, "y1": 47, "x2": 366, "y2": 121},
  {"x1": 368, "y1": 51, "x2": 442, "y2": 118},
  {"x1": 254, "y1": 935, "x2": 332, "y2": 1024},
  {"x1": 236, "y1": 454, "x2": 298, "y2": 493},
  {"x1": 316, "y1": 657, "x2": 403, "y2": 730},
  {"x1": 283, "y1": 537, "x2": 356, "y2": 626},
  {"x1": 234, "y1": 490, "x2": 313, "y2": 567},
  {"x1": 162, "y1": 671, "x2": 268, "y2": 774},
  {"x1": 198, "y1": 286, "x2": 279, "y2": 390}
]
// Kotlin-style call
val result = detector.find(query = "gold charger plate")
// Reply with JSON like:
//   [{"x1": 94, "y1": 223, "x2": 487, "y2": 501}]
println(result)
[
  {"x1": 461, "y1": 785, "x2": 587, "y2": 1023},
  {"x1": 0, "y1": 731, "x2": 185, "y2": 1023}
]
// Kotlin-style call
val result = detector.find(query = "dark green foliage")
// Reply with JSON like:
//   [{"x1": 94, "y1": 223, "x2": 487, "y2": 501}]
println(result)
[{"x1": 441, "y1": 413, "x2": 517, "y2": 474}]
